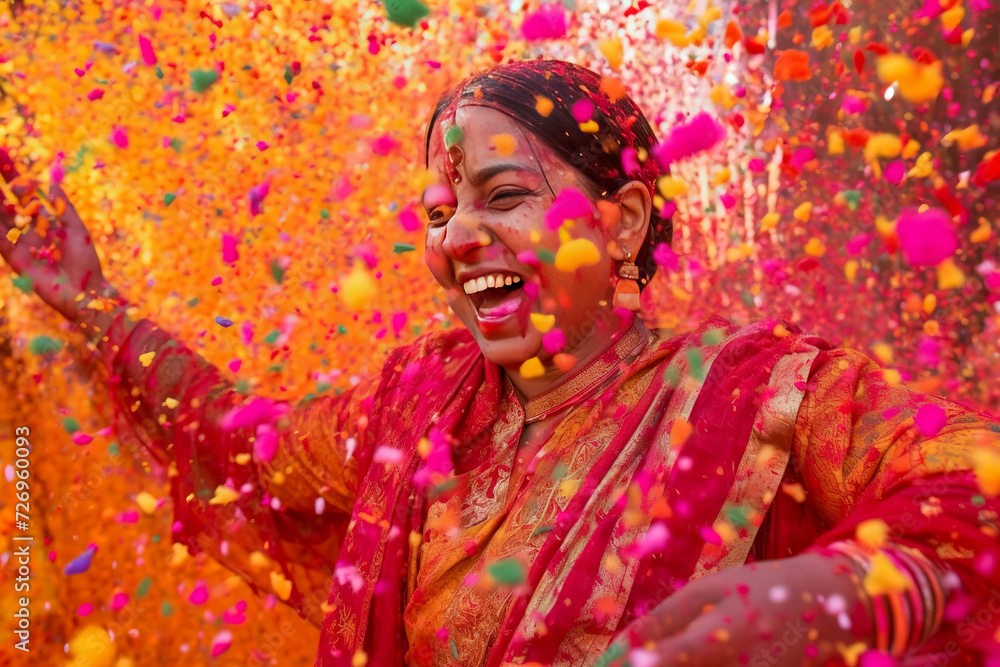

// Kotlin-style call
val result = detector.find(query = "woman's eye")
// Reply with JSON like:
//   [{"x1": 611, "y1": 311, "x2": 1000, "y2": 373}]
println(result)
[{"x1": 490, "y1": 190, "x2": 527, "y2": 205}]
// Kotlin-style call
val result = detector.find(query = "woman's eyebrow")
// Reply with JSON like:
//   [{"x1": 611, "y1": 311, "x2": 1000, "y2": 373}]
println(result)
[{"x1": 468, "y1": 163, "x2": 537, "y2": 187}]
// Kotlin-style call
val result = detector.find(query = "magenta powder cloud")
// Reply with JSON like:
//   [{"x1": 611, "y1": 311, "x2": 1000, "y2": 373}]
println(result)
[{"x1": 896, "y1": 207, "x2": 958, "y2": 266}]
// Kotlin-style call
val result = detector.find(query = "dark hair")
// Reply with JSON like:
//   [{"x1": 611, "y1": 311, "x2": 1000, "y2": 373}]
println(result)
[{"x1": 423, "y1": 59, "x2": 670, "y2": 290}]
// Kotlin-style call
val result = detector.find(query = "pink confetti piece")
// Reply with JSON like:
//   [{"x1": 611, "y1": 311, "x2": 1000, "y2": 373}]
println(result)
[
  {"x1": 109, "y1": 592, "x2": 129, "y2": 611},
  {"x1": 189, "y1": 582, "x2": 209, "y2": 605},
  {"x1": 699, "y1": 525, "x2": 723, "y2": 545},
  {"x1": 248, "y1": 181, "x2": 270, "y2": 217},
  {"x1": 373, "y1": 446, "x2": 405, "y2": 465},
  {"x1": 371, "y1": 133, "x2": 400, "y2": 156},
  {"x1": 399, "y1": 208, "x2": 421, "y2": 232},
  {"x1": 228, "y1": 358, "x2": 242, "y2": 372},
  {"x1": 653, "y1": 112, "x2": 726, "y2": 168},
  {"x1": 628, "y1": 522, "x2": 669, "y2": 559},
  {"x1": 87, "y1": 88, "x2": 105, "y2": 101},
  {"x1": 653, "y1": 243, "x2": 679, "y2": 271},
  {"x1": 521, "y1": 4, "x2": 567, "y2": 41},
  {"x1": 571, "y1": 99, "x2": 594, "y2": 123},
  {"x1": 896, "y1": 207, "x2": 958, "y2": 266},
  {"x1": 542, "y1": 328, "x2": 567, "y2": 354},
  {"x1": 77, "y1": 603, "x2": 94, "y2": 617},
  {"x1": 621, "y1": 147, "x2": 640, "y2": 175},
  {"x1": 221, "y1": 397, "x2": 289, "y2": 431},
  {"x1": 915, "y1": 403, "x2": 947, "y2": 437},
  {"x1": 210, "y1": 630, "x2": 233, "y2": 658},
  {"x1": 544, "y1": 187, "x2": 594, "y2": 230},
  {"x1": 222, "y1": 103, "x2": 236, "y2": 118},
  {"x1": 71, "y1": 432, "x2": 93, "y2": 445},
  {"x1": 221, "y1": 233, "x2": 239, "y2": 263},
  {"x1": 117, "y1": 511, "x2": 140, "y2": 524},
  {"x1": 256, "y1": 141, "x2": 269, "y2": 151},
  {"x1": 109, "y1": 126, "x2": 129, "y2": 149},
  {"x1": 138, "y1": 34, "x2": 157, "y2": 65},
  {"x1": 884, "y1": 160, "x2": 906, "y2": 185},
  {"x1": 253, "y1": 424, "x2": 279, "y2": 464}
]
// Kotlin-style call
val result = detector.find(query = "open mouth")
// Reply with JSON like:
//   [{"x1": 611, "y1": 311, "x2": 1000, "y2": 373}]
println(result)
[{"x1": 462, "y1": 272, "x2": 525, "y2": 314}]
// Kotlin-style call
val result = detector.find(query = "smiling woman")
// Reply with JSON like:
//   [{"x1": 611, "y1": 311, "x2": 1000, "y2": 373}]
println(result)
[{"x1": 2, "y1": 59, "x2": 1000, "y2": 667}]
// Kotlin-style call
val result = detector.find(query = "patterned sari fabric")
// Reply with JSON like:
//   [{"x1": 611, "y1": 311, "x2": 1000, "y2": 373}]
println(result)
[{"x1": 90, "y1": 311, "x2": 1000, "y2": 666}]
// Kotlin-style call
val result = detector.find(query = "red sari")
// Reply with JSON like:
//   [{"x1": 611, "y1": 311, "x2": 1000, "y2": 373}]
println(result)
[{"x1": 91, "y1": 311, "x2": 1000, "y2": 665}]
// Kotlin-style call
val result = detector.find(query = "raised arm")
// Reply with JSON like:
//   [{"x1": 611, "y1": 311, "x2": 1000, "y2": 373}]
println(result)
[{"x1": 0, "y1": 152, "x2": 380, "y2": 626}]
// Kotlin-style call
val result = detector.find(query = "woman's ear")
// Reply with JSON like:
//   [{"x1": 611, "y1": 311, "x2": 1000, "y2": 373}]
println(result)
[{"x1": 607, "y1": 180, "x2": 652, "y2": 261}]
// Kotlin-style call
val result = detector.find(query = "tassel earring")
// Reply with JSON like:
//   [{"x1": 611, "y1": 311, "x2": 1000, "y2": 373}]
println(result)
[{"x1": 613, "y1": 248, "x2": 641, "y2": 311}]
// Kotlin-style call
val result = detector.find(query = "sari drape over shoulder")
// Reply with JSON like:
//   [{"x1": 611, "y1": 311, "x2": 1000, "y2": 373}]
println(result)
[{"x1": 91, "y1": 311, "x2": 1000, "y2": 666}]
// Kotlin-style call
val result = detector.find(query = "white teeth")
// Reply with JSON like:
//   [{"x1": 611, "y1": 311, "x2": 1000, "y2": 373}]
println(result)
[{"x1": 462, "y1": 273, "x2": 523, "y2": 295}]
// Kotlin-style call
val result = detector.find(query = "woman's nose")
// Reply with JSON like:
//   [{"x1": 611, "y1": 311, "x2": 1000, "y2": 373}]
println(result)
[{"x1": 440, "y1": 212, "x2": 492, "y2": 260}]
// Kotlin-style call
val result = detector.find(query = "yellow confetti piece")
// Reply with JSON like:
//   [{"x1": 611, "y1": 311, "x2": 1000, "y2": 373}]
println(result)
[
  {"x1": 804, "y1": 237, "x2": 825, "y2": 257},
  {"x1": 855, "y1": 518, "x2": 890, "y2": 548},
  {"x1": 864, "y1": 133, "x2": 902, "y2": 163},
  {"x1": 923, "y1": 293, "x2": 937, "y2": 315},
  {"x1": 837, "y1": 642, "x2": 868, "y2": 667},
  {"x1": 971, "y1": 220, "x2": 993, "y2": 243},
  {"x1": 208, "y1": 485, "x2": 240, "y2": 505},
  {"x1": 535, "y1": 95, "x2": 554, "y2": 117},
  {"x1": 5, "y1": 227, "x2": 20, "y2": 243},
  {"x1": 828, "y1": 131, "x2": 845, "y2": 155},
  {"x1": 710, "y1": 83, "x2": 736, "y2": 110},
  {"x1": 234, "y1": 452, "x2": 252, "y2": 465},
  {"x1": 604, "y1": 554, "x2": 622, "y2": 574},
  {"x1": 579, "y1": 120, "x2": 599, "y2": 133},
  {"x1": 908, "y1": 152, "x2": 934, "y2": 178},
  {"x1": 269, "y1": 570, "x2": 293, "y2": 601},
  {"x1": 844, "y1": 259, "x2": 859, "y2": 282},
  {"x1": 872, "y1": 343, "x2": 893, "y2": 366},
  {"x1": 772, "y1": 324, "x2": 791, "y2": 338},
  {"x1": 135, "y1": 491, "x2": 158, "y2": 514},
  {"x1": 941, "y1": 4, "x2": 965, "y2": 31},
  {"x1": 66, "y1": 624, "x2": 117, "y2": 667},
  {"x1": 409, "y1": 530, "x2": 422, "y2": 553},
  {"x1": 713, "y1": 167, "x2": 731, "y2": 186},
  {"x1": 760, "y1": 212, "x2": 780, "y2": 232},
  {"x1": 491, "y1": 133, "x2": 516, "y2": 157},
  {"x1": 519, "y1": 357, "x2": 545, "y2": 379},
  {"x1": 656, "y1": 176, "x2": 688, "y2": 199},
  {"x1": 598, "y1": 37, "x2": 623, "y2": 70},
  {"x1": 936, "y1": 258, "x2": 966, "y2": 290},
  {"x1": 554, "y1": 238, "x2": 600, "y2": 272},
  {"x1": 793, "y1": 202, "x2": 812, "y2": 223},
  {"x1": 340, "y1": 264, "x2": 377, "y2": 312},
  {"x1": 138, "y1": 351, "x2": 156, "y2": 367},
  {"x1": 670, "y1": 417, "x2": 693, "y2": 447},
  {"x1": 417, "y1": 437, "x2": 431, "y2": 458},
  {"x1": 249, "y1": 551, "x2": 271, "y2": 570},
  {"x1": 971, "y1": 447, "x2": 1000, "y2": 496},
  {"x1": 655, "y1": 18, "x2": 690, "y2": 46},
  {"x1": 352, "y1": 649, "x2": 369, "y2": 667},
  {"x1": 876, "y1": 55, "x2": 944, "y2": 104},
  {"x1": 530, "y1": 313, "x2": 555, "y2": 333},
  {"x1": 943, "y1": 124, "x2": 988, "y2": 152},
  {"x1": 864, "y1": 552, "x2": 912, "y2": 596},
  {"x1": 811, "y1": 25, "x2": 833, "y2": 50},
  {"x1": 558, "y1": 478, "x2": 580, "y2": 497},
  {"x1": 781, "y1": 482, "x2": 807, "y2": 503},
  {"x1": 162, "y1": 397, "x2": 179, "y2": 409},
  {"x1": 923, "y1": 319, "x2": 940, "y2": 336},
  {"x1": 882, "y1": 368, "x2": 902, "y2": 387},
  {"x1": 169, "y1": 542, "x2": 190, "y2": 568}
]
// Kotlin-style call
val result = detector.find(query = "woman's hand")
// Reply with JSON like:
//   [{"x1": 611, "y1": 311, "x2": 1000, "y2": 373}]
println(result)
[
  {"x1": 598, "y1": 552, "x2": 875, "y2": 667},
  {"x1": 0, "y1": 151, "x2": 117, "y2": 323}
]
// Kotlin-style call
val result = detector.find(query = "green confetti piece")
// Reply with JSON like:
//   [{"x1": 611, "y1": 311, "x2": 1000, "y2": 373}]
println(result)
[
  {"x1": 316, "y1": 381, "x2": 331, "y2": 392},
  {"x1": 842, "y1": 190, "x2": 862, "y2": 211},
  {"x1": 444, "y1": 125, "x2": 464, "y2": 149},
  {"x1": 384, "y1": 0, "x2": 430, "y2": 29},
  {"x1": 268, "y1": 364, "x2": 283, "y2": 372},
  {"x1": 535, "y1": 248, "x2": 555, "y2": 264},
  {"x1": 686, "y1": 347, "x2": 704, "y2": 380},
  {"x1": 62, "y1": 417, "x2": 81, "y2": 434},
  {"x1": 136, "y1": 576, "x2": 153, "y2": 599},
  {"x1": 724, "y1": 505, "x2": 751, "y2": 528},
  {"x1": 450, "y1": 639, "x2": 459, "y2": 660},
  {"x1": 560, "y1": 0, "x2": 576, "y2": 9},
  {"x1": 161, "y1": 601, "x2": 172, "y2": 616},
  {"x1": 551, "y1": 461, "x2": 569, "y2": 480},
  {"x1": 740, "y1": 291, "x2": 755, "y2": 308},
  {"x1": 664, "y1": 366, "x2": 680, "y2": 387},
  {"x1": 108, "y1": 442, "x2": 120, "y2": 456},
  {"x1": 234, "y1": 379, "x2": 251, "y2": 394},
  {"x1": 164, "y1": 193, "x2": 176, "y2": 206},
  {"x1": 337, "y1": 324, "x2": 348, "y2": 335},
  {"x1": 270, "y1": 259, "x2": 285, "y2": 284},
  {"x1": 151, "y1": 534, "x2": 161, "y2": 543},
  {"x1": 320, "y1": 209, "x2": 329, "y2": 219},
  {"x1": 531, "y1": 525, "x2": 554, "y2": 537},
  {"x1": 284, "y1": 65, "x2": 294, "y2": 85},
  {"x1": 155, "y1": 66, "x2": 163, "y2": 79},
  {"x1": 264, "y1": 330, "x2": 280, "y2": 344},
  {"x1": 169, "y1": 138, "x2": 183, "y2": 153},
  {"x1": 700, "y1": 328, "x2": 724, "y2": 346},
  {"x1": 392, "y1": 243, "x2": 416, "y2": 254},
  {"x1": 29, "y1": 335, "x2": 62, "y2": 355},
  {"x1": 187, "y1": 297, "x2": 199, "y2": 307},
  {"x1": 189, "y1": 69, "x2": 218, "y2": 93},
  {"x1": 12, "y1": 275, "x2": 33, "y2": 294},
  {"x1": 487, "y1": 557, "x2": 525, "y2": 585},
  {"x1": 972, "y1": 495, "x2": 986, "y2": 507}
]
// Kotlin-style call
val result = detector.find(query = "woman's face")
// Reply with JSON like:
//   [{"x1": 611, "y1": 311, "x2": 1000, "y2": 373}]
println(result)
[{"x1": 423, "y1": 105, "x2": 621, "y2": 370}]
